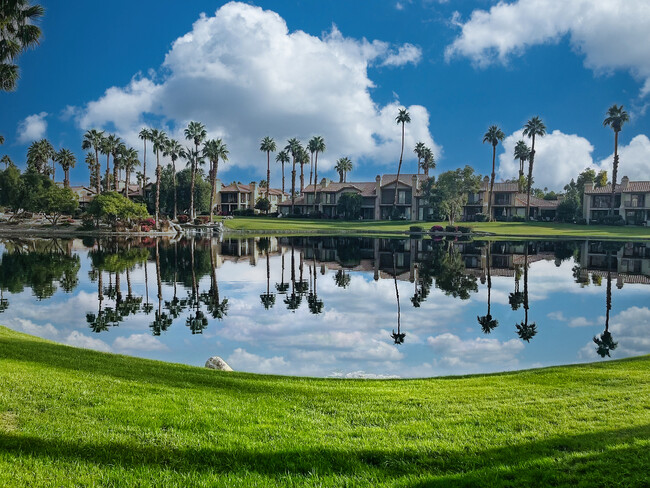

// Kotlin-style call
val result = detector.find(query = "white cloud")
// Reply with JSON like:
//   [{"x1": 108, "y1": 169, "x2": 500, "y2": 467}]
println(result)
[
  {"x1": 446, "y1": 0, "x2": 650, "y2": 97},
  {"x1": 568, "y1": 316, "x2": 594, "y2": 327},
  {"x1": 427, "y1": 332, "x2": 524, "y2": 366},
  {"x1": 75, "y1": 2, "x2": 437, "y2": 181},
  {"x1": 12, "y1": 318, "x2": 59, "y2": 340},
  {"x1": 63, "y1": 331, "x2": 112, "y2": 353},
  {"x1": 16, "y1": 112, "x2": 48, "y2": 144},
  {"x1": 113, "y1": 334, "x2": 169, "y2": 352},
  {"x1": 594, "y1": 134, "x2": 650, "y2": 182},
  {"x1": 547, "y1": 311, "x2": 566, "y2": 321},
  {"x1": 497, "y1": 129, "x2": 594, "y2": 191},
  {"x1": 579, "y1": 306, "x2": 650, "y2": 359},
  {"x1": 227, "y1": 347, "x2": 288, "y2": 374}
]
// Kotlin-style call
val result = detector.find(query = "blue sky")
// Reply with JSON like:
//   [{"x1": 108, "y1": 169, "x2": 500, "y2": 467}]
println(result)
[{"x1": 2, "y1": 0, "x2": 650, "y2": 191}]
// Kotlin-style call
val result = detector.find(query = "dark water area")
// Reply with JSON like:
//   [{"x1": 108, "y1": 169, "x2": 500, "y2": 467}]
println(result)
[{"x1": 0, "y1": 235, "x2": 648, "y2": 377}]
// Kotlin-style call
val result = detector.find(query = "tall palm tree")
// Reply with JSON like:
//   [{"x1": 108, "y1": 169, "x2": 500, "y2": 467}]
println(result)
[
  {"x1": 483, "y1": 125, "x2": 505, "y2": 221},
  {"x1": 275, "y1": 248, "x2": 289, "y2": 295},
  {"x1": 523, "y1": 116, "x2": 546, "y2": 219},
  {"x1": 54, "y1": 148, "x2": 76, "y2": 188},
  {"x1": 26, "y1": 138, "x2": 52, "y2": 175},
  {"x1": 84, "y1": 152, "x2": 97, "y2": 189},
  {"x1": 260, "y1": 137, "x2": 276, "y2": 205},
  {"x1": 259, "y1": 238, "x2": 275, "y2": 309},
  {"x1": 603, "y1": 104, "x2": 630, "y2": 216},
  {"x1": 0, "y1": 0, "x2": 44, "y2": 92},
  {"x1": 150, "y1": 129, "x2": 168, "y2": 227},
  {"x1": 82, "y1": 129, "x2": 105, "y2": 194},
  {"x1": 307, "y1": 252, "x2": 323, "y2": 314},
  {"x1": 477, "y1": 246, "x2": 498, "y2": 334},
  {"x1": 393, "y1": 108, "x2": 411, "y2": 209},
  {"x1": 414, "y1": 141, "x2": 426, "y2": 175},
  {"x1": 334, "y1": 157, "x2": 353, "y2": 183},
  {"x1": 421, "y1": 147, "x2": 435, "y2": 177},
  {"x1": 184, "y1": 122, "x2": 207, "y2": 219},
  {"x1": 515, "y1": 245, "x2": 537, "y2": 342},
  {"x1": 285, "y1": 138, "x2": 302, "y2": 214},
  {"x1": 275, "y1": 150, "x2": 289, "y2": 196},
  {"x1": 309, "y1": 136, "x2": 325, "y2": 214},
  {"x1": 203, "y1": 138, "x2": 229, "y2": 222},
  {"x1": 593, "y1": 251, "x2": 618, "y2": 357},
  {"x1": 513, "y1": 140, "x2": 530, "y2": 188},
  {"x1": 1, "y1": 155, "x2": 13, "y2": 169},
  {"x1": 163, "y1": 138, "x2": 183, "y2": 220},
  {"x1": 100, "y1": 134, "x2": 120, "y2": 191},
  {"x1": 298, "y1": 146, "x2": 309, "y2": 192},
  {"x1": 138, "y1": 128, "x2": 152, "y2": 192},
  {"x1": 390, "y1": 251, "x2": 405, "y2": 344},
  {"x1": 111, "y1": 142, "x2": 125, "y2": 191},
  {"x1": 120, "y1": 146, "x2": 140, "y2": 200}
]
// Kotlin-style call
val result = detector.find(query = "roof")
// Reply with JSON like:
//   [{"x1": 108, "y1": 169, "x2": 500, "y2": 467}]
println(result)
[
  {"x1": 585, "y1": 181, "x2": 650, "y2": 194},
  {"x1": 513, "y1": 193, "x2": 560, "y2": 208},
  {"x1": 380, "y1": 174, "x2": 426, "y2": 190},
  {"x1": 220, "y1": 182, "x2": 287, "y2": 196},
  {"x1": 480, "y1": 181, "x2": 520, "y2": 192}
]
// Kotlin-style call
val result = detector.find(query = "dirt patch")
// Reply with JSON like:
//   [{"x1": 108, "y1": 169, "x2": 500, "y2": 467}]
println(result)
[{"x1": 0, "y1": 411, "x2": 18, "y2": 432}]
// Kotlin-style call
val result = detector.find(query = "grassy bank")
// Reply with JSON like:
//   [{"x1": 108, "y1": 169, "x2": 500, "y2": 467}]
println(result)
[
  {"x1": 221, "y1": 217, "x2": 650, "y2": 239},
  {"x1": 1, "y1": 327, "x2": 649, "y2": 487}
]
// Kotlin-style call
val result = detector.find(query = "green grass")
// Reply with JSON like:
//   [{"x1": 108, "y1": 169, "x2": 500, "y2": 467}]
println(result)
[
  {"x1": 1, "y1": 326, "x2": 649, "y2": 487},
  {"x1": 221, "y1": 217, "x2": 650, "y2": 239}
]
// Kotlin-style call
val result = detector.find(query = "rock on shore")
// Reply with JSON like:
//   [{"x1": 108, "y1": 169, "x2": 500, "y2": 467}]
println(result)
[{"x1": 205, "y1": 356, "x2": 233, "y2": 371}]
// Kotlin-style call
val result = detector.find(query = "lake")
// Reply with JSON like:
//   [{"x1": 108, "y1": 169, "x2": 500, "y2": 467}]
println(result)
[{"x1": 1, "y1": 235, "x2": 648, "y2": 378}]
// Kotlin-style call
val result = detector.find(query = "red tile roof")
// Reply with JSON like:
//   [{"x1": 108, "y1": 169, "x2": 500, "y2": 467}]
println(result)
[{"x1": 585, "y1": 181, "x2": 650, "y2": 194}]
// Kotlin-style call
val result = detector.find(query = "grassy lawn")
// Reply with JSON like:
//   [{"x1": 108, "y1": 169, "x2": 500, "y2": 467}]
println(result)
[
  {"x1": 1, "y1": 327, "x2": 649, "y2": 487},
  {"x1": 221, "y1": 216, "x2": 650, "y2": 239}
]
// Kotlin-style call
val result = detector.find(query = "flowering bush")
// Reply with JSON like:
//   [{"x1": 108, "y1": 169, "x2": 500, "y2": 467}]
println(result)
[
  {"x1": 140, "y1": 217, "x2": 155, "y2": 227},
  {"x1": 177, "y1": 215, "x2": 190, "y2": 224},
  {"x1": 430, "y1": 225, "x2": 444, "y2": 232},
  {"x1": 141, "y1": 225, "x2": 152, "y2": 232}
]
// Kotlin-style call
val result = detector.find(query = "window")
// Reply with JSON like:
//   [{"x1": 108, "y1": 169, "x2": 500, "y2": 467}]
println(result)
[
  {"x1": 324, "y1": 193, "x2": 335, "y2": 204},
  {"x1": 494, "y1": 193, "x2": 510, "y2": 205}
]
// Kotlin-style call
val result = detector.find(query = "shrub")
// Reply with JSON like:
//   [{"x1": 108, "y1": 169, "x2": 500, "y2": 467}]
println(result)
[
  {"x1": 511, "y1": 215, "x2": 526, "y2": 222},
  {"x1": 446, "y1": 225, "x2": 458, "y2": 233},
  {"x1": 457, "y1": 226, "x2": 471, "y2": 234},
  {"x1": 430, "y1": 225, "x2": 444, "y2": 233},
  {"x1": 233, "y1": 208, "x2": 255, "y2": 216},
  {"x1": 254, "y1": 197, "x2": 271, "y2": 212},
  {"x1": 140, "y1": 217, "x2": 155, "y2": 227},
  {"x1": 576, "y1": 218, "x2": 587, "y2": 225},
  {"x1": 409, "y1": 225, "x2": 423, "y2": 233},
  {"x1": 194, "y1": 216, "x2": 210, "y2": 225},
  {"x1": 474, "y1": 213, "x2": 488, "y2": 222},
  {"x1": 141, "y1": 225, "x2": 152, "y2": 232},
  {"x1": 598, "y1": 214, "x2": 625, "y2": 226},
  {"x1": 177, "y1": 214, "x2": 190, "y2": 224}
]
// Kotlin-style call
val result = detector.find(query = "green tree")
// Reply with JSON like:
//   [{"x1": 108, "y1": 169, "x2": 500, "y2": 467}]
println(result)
[
  {"x1": 84, "y1": 152, "x2": 99, "y2": 189},
  {"x1": 87, "y1": 192, "x2": 148, "y2": 229},
  {"x1": 184, "y1": 121, "x2": 207, "y2": 219},
  {"x1": 163, "y1": 138, "x2": 183, "y2": 220},
  {"x1": 1, "y1": 155, "x2": 13, "y2": 169},
  {"x1": 308, "y1": 136, "x2": 325, "y2": 213},
  {"x1": 275, "y1": 150, "x2": 289, "y2": 195},
  {"x1": 138, "y1": 128, "x2": 152, "y2": 191},
  {"x1": 100, "y1": 134, "x2": 120, "y2": 192},
  {"x1": 421, "y1": 147, "x2": 435, "y2": 177},
  {"x1": 150, "y1": 129, "x2": 168, "y2": 226},
  {"x1": 40, "y1": 185, "x2": 78, "y2": 224},
  {"x1": 0, "y1": 163, "x2": 23, "y2": 215},
  {"x1": 255, "y1": 197, "x2": 271, "y2": 213},
  {"x1": 422, "y1": 166, "x2": 481, "y2": 224},
  {"x1": 203, "y1": 138, "x2": 228, "y2": 222},
  {"x1": 603, "y1": 104, "x2": 629, "y2": 216},
  {"x1": 298, "y1": 146, "x2": 309, "y2": 192},
  {"x1": 26, "y1": 138, "x2": 53, "y2": 176},
  {"x1": 595, "y1": 170, "x2": 608, "y2": 188},
  {"x1": 120, "y1": 146, "x2": 140, "y2": 200},
  {"x1": 393, "y1": 108, "x2": 411, "y2": 208},
  {"x1": 523, "y1": 116, "x2": 546, "y2": 219},
  {"x1": 260, "y1": 136, "x2": 276, "y2": 205},
  {"x1": 336, "y1": 192, "x2": 362, "y2": 219},
  {"x1": 82, "y1": 129, "x2": 105, "y2": 194},
  {"x1": 285, "y1": 138, "x2": 302, "y2": 213},
  {"x1": 513, "y1": 140, "x2": 530, "y2": 190},
  {"x1": 483, "y1": 125, "x2": 505, "y2": 220},
  {"x1": 1, "y1": 0, "x2": 44, "y2": 91},
  {"x1": 414, "y1": 141, "x2": 426, "y2": 175},
  {"x1": 334, "y1": 157, "x2": 353, "y2": 183},
  {"x1": 54, "y1": 148, "x2": 76, "y2": 188}
]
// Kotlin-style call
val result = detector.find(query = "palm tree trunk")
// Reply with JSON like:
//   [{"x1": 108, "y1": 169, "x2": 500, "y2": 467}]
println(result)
[
  {"x1": 209, "y1": 159, "x2": 218, "y2": 223},
  {"x1": 52, "y1": 159, "x2": 55, "y2": 181},
  {"x1": 155, "y1": 150, "x2": 161, "y2": 228},
  {"x1": 488, "y1": 144, "x2": 496, "y2": 221},
  {"x1": 172, "y1": 160, "x2": 177, "y2": 221},
  {"x1": 266, "y1": 151, "x2": 271, "y2": 206},
  {"x1": 143, "y1": 140, "x2": 147, "y2": 193},
  {"x1": 64, "y1": 169, "x2": 69, "y2": 189},
  {"x1": 393, "y1": 122, "x2": 406, "y2": 209},
  {"x1": 125, "y1": 169, "x2": 130, "y2": 200},
  {"x1": 291, "y1": 157, "x2": 296, "y2": 214},
  {"x1": 113, "y1": 161, "x2": 119, "y2": 194},
  {"x1": 281, "y1": 162, "x2": 285, "y2": 194},
  {"x1": 610, "y1": 131, "x2": 619, "y2": 217},
  {"x1": 190, "y1": 159, "x2": 196, "y2": 221},
  {"x1": 106, "y1": 154, "x2": 111, "y2": 191},
  {"x1": 313, "y1": 152, "x2": 319, "y2": 214},
  {"x1": 417, "y1": 157, "x2": 421, "y2": 175},
  {"x1": 525, "y1": 135, "x2": 536, "y2": 220},
  {"x1": 94, "y1": 149, "x2": 101, "y2": 194},
  {"x1": 309, "y1": 153, "x2": 313, "y2": 187},
  {"x1": 300, "y1": 164, "x2": 304, "y2": 192}
]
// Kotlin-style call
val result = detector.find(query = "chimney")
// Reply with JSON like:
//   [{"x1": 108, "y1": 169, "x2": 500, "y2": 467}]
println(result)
[
  {"x1": 375, "y1": 175, "x2": 382, "y2": 220},
  {"x1": 250, "y1": 181, "x2": 257, "y2": 206},
  {"x1": 321, "y1": 178, "x2": 330, "y2": 189},
  {"x1": 584, "y1": 182, "x2": 593, "y2": 192},
  {"x1": 411, "y1": 174, "x2": 418, "y2": 191},
  {"x1": 621, "y1": 176, "x2": 629, "y2": 190}
]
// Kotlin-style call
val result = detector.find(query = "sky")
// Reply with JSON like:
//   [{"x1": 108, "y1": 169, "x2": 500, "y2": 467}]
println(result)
[{"x1": 2, "y1": 0, "x2": 650, "y2": 191}]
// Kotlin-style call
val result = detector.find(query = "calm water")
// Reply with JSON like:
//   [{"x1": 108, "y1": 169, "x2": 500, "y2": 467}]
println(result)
[{"x1": 1, "y1": 235, "x2": 648, "y2": 378}]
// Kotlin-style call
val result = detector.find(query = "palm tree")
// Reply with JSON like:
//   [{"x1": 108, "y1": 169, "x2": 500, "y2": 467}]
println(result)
[
  {"x1": 522, "y1": 116, "x2": 546, "y2": 219},
  {"x1": 334, "y1": 157, "x2": 353, "y2": 183},
  {"x1": 54, "y1": 148, "x2": 76, "y2": 188},
  {"x1": 275, "y1": 150, "x2": 289, "y2": 196},
  {"x1": 138, "y1": 128, "x2": 152, "y2": 192},
  {"x1": 393, "y1": 108, "x2": 411, "y2": 209},
  {"x1": 111, "y1": 142, "x2": 125, "y2": 191},
  {"x1": 258, "y1": 238, "x2": 275, "y2": 309},
  {"x1": 508, "y1": 264, "x2": 524, "y2": 311},
  {"x1": 26, "y1": 138, "x2": 52, "y2": 175},
  {"x1": 163, "y1": 138, "x2": 183, "y2": 220},
  {"x1": 603, "y1": 104, "x2": 630, "y2": 216},
  {"x1": 421, "y1": 147, "x2": 435, "y2": 177},
  {"x1": 298, "y1": 146, "x2": 309, "y2": 192},
  {"x1": 483, "y1": 125, "x2": 506, "y2": 220},
  {"x1": 84, "y1": 152, "x2": 96, "y2": 188},
  {"x1": 260, "y1": 136, "x2": 276, "y2": 205},
  {"x1": 515, "y1": 245, "x2": 537, "y2": 342},
  {"x1": 513, "y1": 140, "x2": 530, "y2": 189},
  {"x1": 184, "y1": 121, "x2": 207, "y2": 219},
  {"x1": 275, "y1": 248, "x2": 289, "y2": 295},
  {"x1": 414, "y1": 141, "x2": 426, "y2": 175},
  {"x1": 285, "y1": 138, "x2": 302, "y2": 214},
  {"x1": 334, "y1": 269, "x2": 351, "y2": 288},
  {"x1": 203, "y1": 138, "x2": 229, "y2": 223},
  {"x1": 593, "y1": 250, "x2": 618, "y2": 357},
  {"x1": 100, "y1": 134, "x2": 120, "y2": 191},
  {"x1": 1, "y1": 155, "x2": 13, "y2": 169},
  {"x1": 309, "y1": 136, "x2": 325, "y2": 213},
  {"x1": 390, "y1": 251, "x2": 405, "y2": 345},
  {"x1": 307, "y1": 253, "x2": 323, "y2": 314},
  {"x1": 82, "y1": 129, "x2": 105, "y2": 194},
  {"x1": 120, "y1": 146, "x2": 140, "y2": 200},
  {"x1": 150, "y1": 129, "x2": 168, "y2": 227},
  {"x1": 284, "y1": 243, "x2": 302, "y2": 311},
  {"x1": 477, "y1": 246, "x2": 498, "y2": 334},
  {"x1": 203, "y1": 243, "x2": 228, "y2": 319},
  {"x1": 0, "y1": 1, "x2": 44, "y2": 92}
]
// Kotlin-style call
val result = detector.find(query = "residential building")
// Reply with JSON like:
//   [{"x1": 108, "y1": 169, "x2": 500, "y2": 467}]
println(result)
[
  {"x1": 68, "y1": 186, "x2": 97, "y2": 209},
  {"x1": 583, "y1": 176, "x2": 650, "y2": 225},
  {"x1": 278, "y1": 174, "x2": 432, "y2": 220},
  {"x1": 216, "y1": 180, "x2": 288, "y2": 215},
  {"x1": 578, "y1": 240, "x2": 650, "y2": 286},
  {"x1": 463, "y1": 177, "x2": 559, "y2": 221}
]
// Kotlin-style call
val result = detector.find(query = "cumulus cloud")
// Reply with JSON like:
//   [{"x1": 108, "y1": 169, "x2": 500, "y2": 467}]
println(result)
[
  {"x1": 227, "y1": 348, "x2": 288, "y2": 374},
  {"x1": 579, "y1": 306, "x2": 650, "y2": 359},
  {"x1": 16, "y1": 112, "x2": 48, "y2": 144},
  {"x1": 568, "y1": 316, "x2": 594, "y2": 327},
  {"x1": 63, "y1": 331, "x2": 112, "y2": 353},
  {"x1": 594, "y1": 134, "x2": 650, "y2": 182},
  {"x1": 75, "y1": 2, "x2": 436, "y2": 180},
  {"x1": 427, "y1": 332, "x2": 524, "y2": 367},
  {"x1": 113, "y1": 334, "x2": 169, "y2": 352},
  {"x1": 11, "y1": 318, "x2": 59, "y2": 340},
  {"x1": 547, "y1": 311, "x2": 566, "y2": 321},
  {"x1": 446, "y1": 0, "x2": 650, "y2": 97}
]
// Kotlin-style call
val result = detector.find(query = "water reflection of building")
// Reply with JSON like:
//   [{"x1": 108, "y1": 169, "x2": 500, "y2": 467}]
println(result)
[{"x1": 579, "y1": 240, "x2": 650, "y2": 286}]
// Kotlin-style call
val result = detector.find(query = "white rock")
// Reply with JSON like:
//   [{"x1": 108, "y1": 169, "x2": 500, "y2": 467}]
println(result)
[{"x1": 205, "y1": 356, "x2": 233, "y2": 371}]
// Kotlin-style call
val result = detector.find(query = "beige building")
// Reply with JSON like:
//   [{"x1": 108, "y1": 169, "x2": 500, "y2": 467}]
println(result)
[
  {"x1": 583, "y1": 176, "x2": 650, "y2": 225},
  {"x1": 216, "y1": 180, "x2": 288, "y2": 215}
]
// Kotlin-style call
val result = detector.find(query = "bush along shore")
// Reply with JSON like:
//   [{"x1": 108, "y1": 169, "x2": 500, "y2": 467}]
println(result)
[{"x1": 1, "y1": 326, "x2": 649, "y2": 487}]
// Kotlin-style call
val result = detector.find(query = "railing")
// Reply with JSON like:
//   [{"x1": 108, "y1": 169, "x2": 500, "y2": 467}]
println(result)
[{"x1": 624, "y1": 201, "x2": 646, "y2": 208}]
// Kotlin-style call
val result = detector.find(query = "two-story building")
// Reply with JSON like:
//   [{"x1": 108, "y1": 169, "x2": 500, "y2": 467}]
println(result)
[
  {"x1": 278, "y1": 174, "x2": 433, "y2": 220},
  {"x1": 583, "y1": 177, "x2": 650, "y2": 225},
  {"x1": 463, "y1": 177, "x2": 559, "y2": 221},
  {"x1": 216, "y1": 180, "x2": 288, "y2": 215}
]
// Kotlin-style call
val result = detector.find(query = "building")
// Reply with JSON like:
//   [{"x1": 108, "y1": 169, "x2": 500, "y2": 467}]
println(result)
[
  {"x1": 583, "y1": 176, "x2": 650, "y2": 225},
  {"x1": 278, "y1": 174, "x2": 433, "y2": 220},
  {"x1": 68, "y1": 186, "x2": 97, "y2": 209},
  {"x1": 216, "y1": 180, "x2": 288, "y2": 215},
  {"x1": 463, "y1": 177, "x2": 559, "y2": 221}
]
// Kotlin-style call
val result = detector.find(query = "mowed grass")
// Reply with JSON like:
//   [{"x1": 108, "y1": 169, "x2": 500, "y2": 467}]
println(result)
[
  {"x1": 221, "y1": 217, "x2": 650, "y2": 239},
  {"x1": 1, "y1": 326, "x2": 649, "y2": 487}
]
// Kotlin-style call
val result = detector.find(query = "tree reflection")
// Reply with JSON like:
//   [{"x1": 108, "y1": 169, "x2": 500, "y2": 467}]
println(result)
[
  {"x1": 186, "y1": 238, "x2": 209, "y2": 334},
  {"x1": 164, "y1": 242, "x2": 183, "y2": 319},
  {"x1": 593, "y1": 250, "x2": 618, "y2": 357},
  {"x1": 150, "y1": 240, "x2": 172, "y2": 336},
  {"x1": 390, "y1": 251, "x2": 405, "y2": 345},
  {"x1": 259, "y1": 238, "x2": 275, "y2": 310},
  {"x1": 307, "y1": 251, "x2": 324, "y2": 314},
  {"x1": 334, "y1": 269, "x2": 351, "y2": 289},
  {"x1": 0, "y1": 289, "x2": 8, "y2": 314},
  {"x1": 202, "y1": 240, "x2": 228, "y2": 319},
  {"x1": 515, "y1": 245, "x2": 537, "y2": 342},
  {"x1": 508, "y1": 265, "x2": 524, "y2": 310},
  {"x1": 275, "y1": 249, "x2": 289, "y2": 294},
  {"x1": 477, "y1": 246, "x2": 498, "y2": 334},
  {"x1": 284, "y1": 243, "x2": 302, "y2": 311}
]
